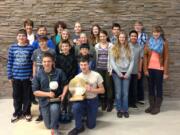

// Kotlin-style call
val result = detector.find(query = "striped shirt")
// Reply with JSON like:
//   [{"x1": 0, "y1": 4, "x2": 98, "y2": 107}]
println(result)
[
  {"x1": 7, "y1": 43, "x2": 34, "y2": 80},
  {"x1": 96, "y1": 47, "x2": 108, "y2": 70}
]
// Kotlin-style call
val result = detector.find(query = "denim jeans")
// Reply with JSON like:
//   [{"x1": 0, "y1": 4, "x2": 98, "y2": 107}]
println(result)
[
  {"x1": 112, "y1": 73, "x2": 130, "y2": 112},
  {"x1": 72, "y1": 97, "x2": 98, "y2": 129},
  {"x1": 41, "y1": 103, "x2": 61, "y2": 129}
]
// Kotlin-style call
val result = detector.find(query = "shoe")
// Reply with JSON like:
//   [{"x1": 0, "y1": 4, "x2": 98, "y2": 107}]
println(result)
[
  {"x1": 68, "y1": 127, "x2": 85, "y2": 135},
  {"x1": 35, "y1": 115, "x2": 43, "y2": 122},
  {"x1": 123, "y1": 112, "x2": 129, "y2": 118},
  {"x1": 145, "y1": 96, "x2": 155, "y2": 113},
  {"x1": 32, "y1": 99, "x2": 38, "y2": 105},
  {"x1": 25, "y1": 115, "x2": 32, "y2": 122},
  {"x1": 130, "y1": 104, "x2": 138, "y2": 108},
  {"x1": 117, "y1": 111, "x2": 123, "y2": 118},
  {"x1": 51, "y1": 129, "x2": 61, "y2": 135},
  {"x1": 106, "y1": 99, "x2": 113, "y2": 112},
  {"x1": 11, "y1": 115, "x2": 19, "y2": 123},
  {"x1": 137, "y1": 100, "x2": 145, "y2": 105}
]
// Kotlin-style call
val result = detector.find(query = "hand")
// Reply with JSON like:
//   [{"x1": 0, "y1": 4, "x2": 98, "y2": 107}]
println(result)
[
  {"x1": 76, "y1": 39, "x2": 81, "y2": 46},
  {"x1": 85, "y1": 84, "x2": 93, "y2": 92},
  {"x1": 49, "y1": 91, "x2": 55, "y2": 98},
  {"x1": 145, "y1": 71, "x2": 149, "y2": 76},
  {"x1": 123, "y1": 74, "x2": 129, "y2": 79},
  {"x1": 119, "y1": 74, "x2": 124, "y2": 78},
  {"x1": 163, "y1": 74, "x2": 169, "y2": 80},
  {"x1": 138, "y1": 72, "x2": 141, "y2": 79},
  {"x1": 109, "y1": 71, "x2": 112, "y2": 76},
  {"x1": 59, "y1": 94, "x2": 65, "y2": 101},
  {"x1": 8, "y1": 79, "x2": 13, "y2": 85}
]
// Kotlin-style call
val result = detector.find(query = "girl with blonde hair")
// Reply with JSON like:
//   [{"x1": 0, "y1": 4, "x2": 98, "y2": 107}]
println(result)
[{"x1": 110, "y1": 31, "x2": 134, "y2": 118}]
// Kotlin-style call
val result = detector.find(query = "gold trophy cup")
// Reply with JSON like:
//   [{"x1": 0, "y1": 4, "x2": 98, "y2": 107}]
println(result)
[{"x1": 69, "y1": 77, "x2": 87, "y2": 102}]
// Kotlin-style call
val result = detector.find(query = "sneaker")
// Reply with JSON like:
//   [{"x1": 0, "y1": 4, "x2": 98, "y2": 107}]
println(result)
[
  {"x1": 137, "y1": 100, "x2": 145, "y2": 105},
  {"x1": 32, "y1": 99, "x2": 38, "y2": 105},
  {"x1": 117, "y1": 111, "x2": 123, "y2": 118},
  {"x1": 123, "y1": 112, "x2": 129, "y2": 118},
  {"x1": 11, "y1": 115, "x2": 19, "y2": 123},
  {"x1": 51, "y1": 129, "x2": 61, "y2": 135},
  {"x1": 35, "y1": 115, "x2": 43, "y2": 122},
  {"x1": 25, "y1": 115, "x2": 32, "y2": 122},
  {"x1": 68, "y1": 127, "x2": 85, "y2": 135}
]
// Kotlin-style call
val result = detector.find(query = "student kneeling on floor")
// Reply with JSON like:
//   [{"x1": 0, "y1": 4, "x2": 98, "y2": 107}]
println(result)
[
  {"x1": 68, "y1": 56, "x2": 105, "y2": 135},
  {"x1": 32, "y1": 52, "x2": 68, "y2": 135}
]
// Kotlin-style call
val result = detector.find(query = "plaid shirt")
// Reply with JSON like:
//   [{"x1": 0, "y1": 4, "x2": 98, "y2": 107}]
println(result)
[{"x1": 137, "y1": 32, "x2": 148, "y2": 48}]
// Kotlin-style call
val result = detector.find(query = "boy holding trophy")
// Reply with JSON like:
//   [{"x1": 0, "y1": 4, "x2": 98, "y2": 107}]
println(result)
[{"x1": 68, "y1": 56, "x2": 105, "y2": 135}]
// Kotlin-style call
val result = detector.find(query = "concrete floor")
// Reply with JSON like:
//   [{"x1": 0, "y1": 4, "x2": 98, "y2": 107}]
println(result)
[{"x1": 0, "y1": 98, "x2": 180, "y2": 135}]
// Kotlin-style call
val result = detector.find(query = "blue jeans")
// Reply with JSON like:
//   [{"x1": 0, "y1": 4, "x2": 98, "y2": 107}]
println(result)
[
  {"x1": 41, "y1": 103, "x2": 61, "y2": 129},
  {"x1": 112, "y1": 73, "x2": 130, "y2": 112},
  {"x1": 72, "y1": 97, "x2": 98, "y2": 129}
]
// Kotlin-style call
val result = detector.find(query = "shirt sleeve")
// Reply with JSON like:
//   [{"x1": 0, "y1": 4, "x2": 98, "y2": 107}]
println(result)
[
  {"x1": 7, "y1": 46, "x2": 13, "y2": 79},
  {"x1": 109, "y1": 50, "x2": 121, "y2": 76},
  {"x1": 31, "y1": 51, "x2": 37, "y2": 62},
  {"x1": 140, "y1": 46, "x2": 144, "y2": 58},
  {"x1": 60, "y1": 70, "x2": 68, "y2": 86},
  {"x1": 97, "y1": 73, "x2": 104, "y2": 85},
  {"x1": 32, "y1": 74, "x2": 40, "y2": 92}
]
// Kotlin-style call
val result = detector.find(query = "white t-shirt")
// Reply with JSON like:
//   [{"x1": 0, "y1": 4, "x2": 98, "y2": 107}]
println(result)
[
  {"x1": 76, "y1": 71, "x2": 103, "y2": 99},
  {"x1": 27, "y1": 33, "x2": 35, "y2": 45}
]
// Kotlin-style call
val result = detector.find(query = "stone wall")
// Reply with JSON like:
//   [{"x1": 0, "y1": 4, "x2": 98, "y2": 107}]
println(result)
[{"x1": 0, "y1": 0, "x2": 180, "y2": 98}]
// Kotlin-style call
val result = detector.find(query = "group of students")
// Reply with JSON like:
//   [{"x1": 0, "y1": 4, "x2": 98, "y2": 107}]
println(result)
[{"x1": 7, "y1": 19, "x2": 169, "y2": 135}]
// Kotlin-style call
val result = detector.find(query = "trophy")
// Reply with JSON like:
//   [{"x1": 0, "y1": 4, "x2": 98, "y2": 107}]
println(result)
[
  {"x1": 69, "y1": 77, "x2": 87, "y2": 102},
  {"x1": 49, "y1": 81, "x2": 61, "y2": 103}
]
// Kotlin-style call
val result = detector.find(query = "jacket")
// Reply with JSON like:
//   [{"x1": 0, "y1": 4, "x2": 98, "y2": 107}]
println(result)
[{"x1": 143, "y1": 40, "x2": 169, "y2": 75}]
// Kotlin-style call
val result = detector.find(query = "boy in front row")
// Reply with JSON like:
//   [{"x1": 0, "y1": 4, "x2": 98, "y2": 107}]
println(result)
[
  {"x1": 7, "y1": 29, "x2": 34, "y2": 122},
  {"x1": 68, "y1": 56, "x2": 105, "y2": 135},
  {"x1": 32, "y1": 52, "x2": 68, "y2": 135}
]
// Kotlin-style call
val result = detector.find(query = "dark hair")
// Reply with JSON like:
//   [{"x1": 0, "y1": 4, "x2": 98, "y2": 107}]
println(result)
[
  {"x1": 17, "y1": 29, "x2": 27, "y2": 37},
  {"x1": 80, "y1": 43, "x2": 90, "y2": 50},
  {"x1": 112, "y1": 23, "x2": 121, "y2": 29},
  {"x1": 61, "y1": 40, "x2": 71, "y2": 46},
  {"x1": 38, "y1": 35, "x2": 48, "y2": 41},
  {"x1": 129, "y1": 30, "x2": 138, "y2": 37},
  {"x1": 99, "y1": 30, "x2": 110, "y2": 42},
  {"x1": 24, "y1": 19, "x2": 34, "y2": 28},
  {"x1": 54, "y1": 21, "x2": 67, "y2": 35},
  {"x1": 37, "y1": 25, "x2": 47, "y2": 32},
  {"x1": 79, "y1": 55, "x2": 90, "y2": 63},
  {"x1": 42, "y1": 52, "x2": 55, "y2": 62}
]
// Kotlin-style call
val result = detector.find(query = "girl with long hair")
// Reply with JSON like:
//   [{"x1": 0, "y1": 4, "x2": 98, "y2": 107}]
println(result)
[{"x1": 110, "y1": 31, "x2": 134, "y2": 118}]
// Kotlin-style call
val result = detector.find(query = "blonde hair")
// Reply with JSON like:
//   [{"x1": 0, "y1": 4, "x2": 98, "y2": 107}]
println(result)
[{"x1": 111, "y1": 31, "x2": 131, "y2": 61}]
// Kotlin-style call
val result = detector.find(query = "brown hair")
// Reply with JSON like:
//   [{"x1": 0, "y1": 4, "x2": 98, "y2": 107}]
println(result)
[
  {"x1": 152, "y1": 25, "x2": 165, "y2": 40},
  {"x1": 24, "y1": 19, "x2": 34, "y2": 28},
  {"x1": 54, "y1": 21, "x2": 67, "y2": 35}
]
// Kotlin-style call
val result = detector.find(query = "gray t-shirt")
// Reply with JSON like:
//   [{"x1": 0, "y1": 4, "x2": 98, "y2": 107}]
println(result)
[
  {"x1": 129, "y1": 42, "x2": 144, "y2": 74},
  {"x1": 31, "y1": 48, "x2": 56, "y2": 73}
]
